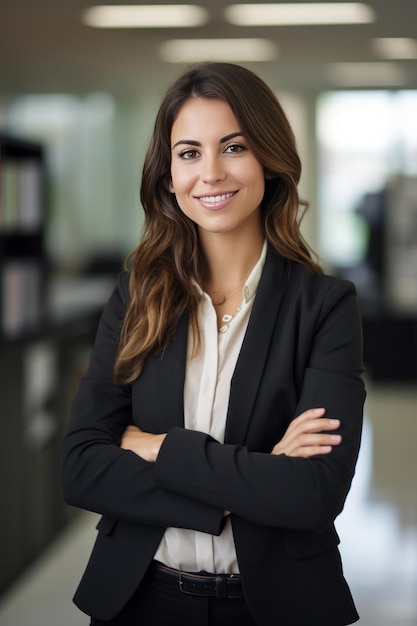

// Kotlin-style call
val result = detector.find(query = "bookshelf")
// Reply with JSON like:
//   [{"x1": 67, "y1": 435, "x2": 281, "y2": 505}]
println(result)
[
  {"x1": 0, "y1": 134, "x2": 117, "y2": 595},
  {"x1": 0, "y1": 134, "x2": 46, "y2": 338}
]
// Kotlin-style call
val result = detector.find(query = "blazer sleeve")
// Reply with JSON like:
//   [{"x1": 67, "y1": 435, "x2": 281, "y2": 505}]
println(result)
[
  {"x1": 61, "y1": 273, "x2": 224, "y2": 536},
  {"x1": 154, "y1": 278, "x2": 366, "y2": 532}
]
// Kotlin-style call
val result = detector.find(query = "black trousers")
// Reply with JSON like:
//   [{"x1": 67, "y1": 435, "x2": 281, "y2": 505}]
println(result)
[{"x1": 90, "y1": 568, "x2": 259, "y2": 626}]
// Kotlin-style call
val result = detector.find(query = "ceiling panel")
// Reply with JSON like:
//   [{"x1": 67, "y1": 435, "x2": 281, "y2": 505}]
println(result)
[{"x1": 1, "y1": 1, "x2": 416, "y2": 94}]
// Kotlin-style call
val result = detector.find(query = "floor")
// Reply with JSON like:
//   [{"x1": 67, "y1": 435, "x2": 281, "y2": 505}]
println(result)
[{"x1": 0, "y1": 380, "x2": 416, "y2": 626}]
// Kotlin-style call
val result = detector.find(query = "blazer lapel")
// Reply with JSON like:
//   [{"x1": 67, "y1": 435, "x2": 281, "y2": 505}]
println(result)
[{"x1": 225, "y1": 248, "x2": 288, "y2": 444}]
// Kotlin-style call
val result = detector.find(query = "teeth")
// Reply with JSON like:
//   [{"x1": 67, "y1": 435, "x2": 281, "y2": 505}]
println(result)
[{"x1": 200, "y1": 192, "x2": 234, "y2": 203}]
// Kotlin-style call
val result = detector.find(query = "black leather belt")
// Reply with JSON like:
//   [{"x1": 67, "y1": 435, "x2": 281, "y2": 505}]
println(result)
[{"x1": 150, "y1": 561, "x2": 243, "y2": 598}]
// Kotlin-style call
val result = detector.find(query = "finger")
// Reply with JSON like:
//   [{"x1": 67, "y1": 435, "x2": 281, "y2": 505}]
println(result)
[
  {"x1": 291, "y1": 417, "x2": 340, "y2": 436},
  {"x1": 286, "y1": 433, "x2": 342, "y2": 455},
  {"x1": 304, "y1": 418, "x2": 340, "y2": 433},
  {"x1": 292, "y1": 408, "x2": 326, "y2": 426},
  {"x1": 298, "y1": 433, "x2": 342, "y2": 447},
  {"x1": 294, "y1": 445, "x2": 333, "y2": 458},
  {"x1": 286, "y1": 409, "x2": 327, "y2": 435}
]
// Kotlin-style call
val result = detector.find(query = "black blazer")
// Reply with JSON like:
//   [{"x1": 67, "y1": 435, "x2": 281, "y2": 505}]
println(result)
[{"x1": 62, "y1": 246, "x2": 366, "y2": 625}]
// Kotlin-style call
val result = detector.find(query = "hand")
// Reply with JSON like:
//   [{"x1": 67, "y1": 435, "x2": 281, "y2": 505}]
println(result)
[
  {"x1": 271, "y1": 408, "x2": 341, "y2": 458},
  {"x1": 120, "y1": 425, "x2": 166, "y2": 463}
]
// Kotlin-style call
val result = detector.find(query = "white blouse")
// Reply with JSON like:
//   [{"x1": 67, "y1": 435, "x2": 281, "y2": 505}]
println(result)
[{"x1": 154, "y1": 241, "x2": 267, "y2": 574}]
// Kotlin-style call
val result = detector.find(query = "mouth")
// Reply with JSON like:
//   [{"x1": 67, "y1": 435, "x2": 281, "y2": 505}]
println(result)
[{"x1": 196, "y1": 191, "x2": 237, "y2": 204}]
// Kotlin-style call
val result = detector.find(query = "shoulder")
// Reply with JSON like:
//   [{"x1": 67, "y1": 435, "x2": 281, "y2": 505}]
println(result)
[
  {"x1": 291, "y1": 262, "x2": 356, "y2": 303},
  {"x1": 265, "y1": 246, "x2": 356, "y2": 304},
  {"x1": 285, "y1": 262, "x2": 363, "y2": 351},
  {"x1": 291, "y1": 264, "x2": 359, "y2": 329},
  {"x1": 262, "y1": 248, "x2": 362, "y2": 336}
]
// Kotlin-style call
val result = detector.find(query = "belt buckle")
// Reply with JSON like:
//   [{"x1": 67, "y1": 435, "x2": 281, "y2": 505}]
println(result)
[
  {"x1": 178, "y1": 572, "x2": 208, "y2": 596},
  {"x1": 178, "y1": 570, "x2": 241, "y2": 599},
  {"x1": 178, "y1": 571, "x2": 186, "y2": 594}
]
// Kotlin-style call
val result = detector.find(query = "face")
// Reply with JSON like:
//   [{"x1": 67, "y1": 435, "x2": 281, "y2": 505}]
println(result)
[{"x1": 169, "y1": 97, "x2": 265, "y2": 241}]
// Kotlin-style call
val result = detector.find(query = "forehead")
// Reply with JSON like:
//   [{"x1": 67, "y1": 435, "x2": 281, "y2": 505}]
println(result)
[{"x1": 171, "y1": 97, "x2": 240, "y2": 140}]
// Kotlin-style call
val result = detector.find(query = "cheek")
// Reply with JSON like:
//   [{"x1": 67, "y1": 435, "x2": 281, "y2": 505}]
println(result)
[
  {"x1": 240, "y1": 160, "x2": 265, "y2": 189},
  {"x1": 249, "y1": 170, "x2": 266, "y2": 200},
  {"x1": 169, "y1": 166, "x2": 187, "y2": 195}
]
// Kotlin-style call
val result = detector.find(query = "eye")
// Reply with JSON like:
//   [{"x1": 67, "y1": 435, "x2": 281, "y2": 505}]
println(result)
[
  {"x1": 179, "y1": 149, "x2": 200, "y2": 160},
  {"x1": 224, "y1": 143, "x2": 246, "y2": 154}
]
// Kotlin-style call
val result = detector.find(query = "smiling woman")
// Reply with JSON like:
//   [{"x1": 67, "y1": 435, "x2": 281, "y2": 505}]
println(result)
[
  {"x1": 169, "y1": 98, "x2": 265, "y2": 246},
  {"x1": 62, "y1": 62, "x2": 366, "y2": 626}
]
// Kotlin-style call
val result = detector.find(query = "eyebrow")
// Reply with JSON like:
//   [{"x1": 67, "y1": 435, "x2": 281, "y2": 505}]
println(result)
[{"x1": 172, "y1": 131, "x2": 243, "y2": 150}]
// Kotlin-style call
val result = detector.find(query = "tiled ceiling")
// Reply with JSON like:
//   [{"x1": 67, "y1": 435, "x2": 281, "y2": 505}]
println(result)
[{"x1": 1, "y1": 0, "x2": 417, "y2": 95}]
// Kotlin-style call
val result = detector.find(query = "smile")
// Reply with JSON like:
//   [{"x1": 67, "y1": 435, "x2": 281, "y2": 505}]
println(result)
[{"x1": 198, "y1": 192, "x2": 236, "y2": 203}]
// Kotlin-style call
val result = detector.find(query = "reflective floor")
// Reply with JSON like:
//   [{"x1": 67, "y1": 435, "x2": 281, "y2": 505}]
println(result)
[
  {"x1": 0, "y1": 381, "x2": 416, "y2": 625},
  {"x1": 337, "y1": 382, "x2": 417, "y2": 625}
]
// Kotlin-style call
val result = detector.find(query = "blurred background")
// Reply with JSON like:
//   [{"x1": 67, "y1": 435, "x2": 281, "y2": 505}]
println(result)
[{"x1": 0, "y1": 1, "x2": 416, "y2": 624}]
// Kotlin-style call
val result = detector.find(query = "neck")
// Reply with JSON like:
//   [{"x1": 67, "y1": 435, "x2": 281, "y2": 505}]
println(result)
[{"x1": 201, "y1": 230, "x2": 264, "y2": 295}]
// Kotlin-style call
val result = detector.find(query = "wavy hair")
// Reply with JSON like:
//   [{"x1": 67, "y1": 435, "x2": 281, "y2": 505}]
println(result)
[{"x1": 114, "y1": 62, "x2": 322, "y2": 384}]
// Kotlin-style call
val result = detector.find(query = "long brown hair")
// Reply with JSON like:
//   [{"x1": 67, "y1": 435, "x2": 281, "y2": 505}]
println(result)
[{"x1": 114, "y1": 62, "x2": 321, "y2": 384}]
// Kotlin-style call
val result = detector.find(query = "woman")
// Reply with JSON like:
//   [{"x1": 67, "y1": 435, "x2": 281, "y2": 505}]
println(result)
[{"x1": 62, "y1": 62, "x2": 366, "y2": 625}]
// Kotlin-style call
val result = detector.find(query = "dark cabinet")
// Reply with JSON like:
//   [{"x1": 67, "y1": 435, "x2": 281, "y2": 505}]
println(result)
[{"x1": 0, "y1": 309, "x2": 103, "y2": 595}]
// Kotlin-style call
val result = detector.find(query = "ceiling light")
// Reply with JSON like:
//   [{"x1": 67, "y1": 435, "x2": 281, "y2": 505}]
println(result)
[
  {"x1": 82, "y1": 5, "x2": 209, "y2": 28},
  {"x1": 371, "y1": 38, "x2": 417, "y2": 60},
  {"x1": 225, "y1": 3, "x2": 375, "y2": 26},
  {"x1": 326, "y1": 62, "x2": 406, "y2": 87},
  {"x1": 159, "y1": 38, "x2": 279, "y2": 62}
]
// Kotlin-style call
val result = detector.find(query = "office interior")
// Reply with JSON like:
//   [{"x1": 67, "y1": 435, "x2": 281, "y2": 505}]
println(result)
[{"x1": 0, "y1": 1, "x2": 416, "y2": 624}]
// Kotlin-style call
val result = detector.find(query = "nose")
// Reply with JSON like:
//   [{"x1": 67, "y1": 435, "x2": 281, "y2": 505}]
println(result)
[{"x1": 201, "y1": 154, "x2": 226, "y2": 184}]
